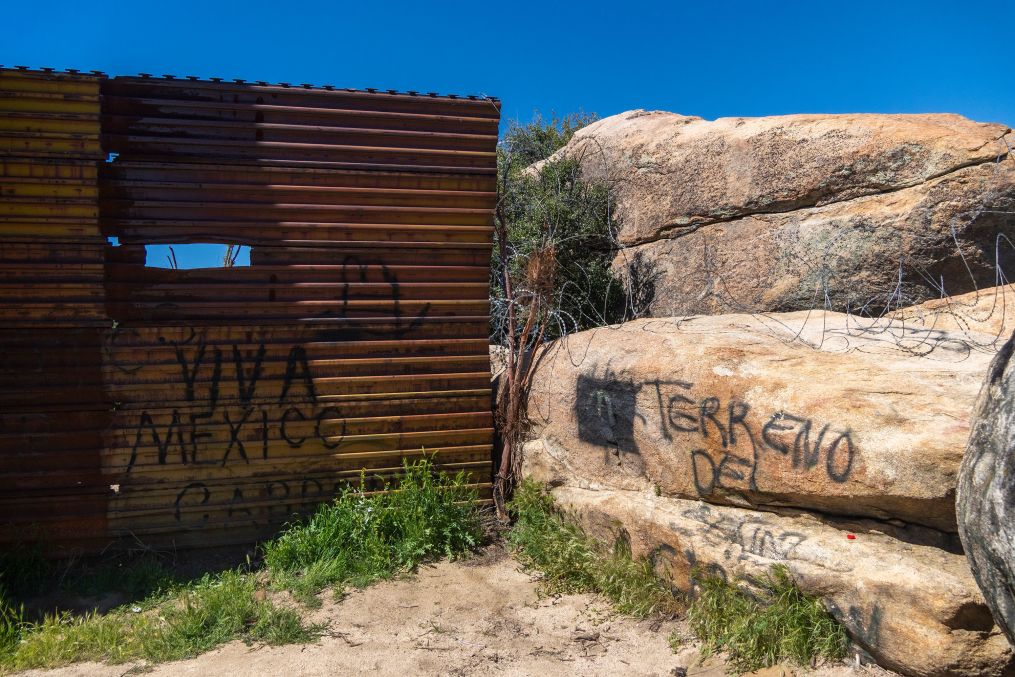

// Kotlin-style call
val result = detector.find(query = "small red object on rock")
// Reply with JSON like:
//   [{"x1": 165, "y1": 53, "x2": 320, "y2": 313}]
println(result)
[{"x1": 846, "y1": 534, "x2": 856, "y2": 540}]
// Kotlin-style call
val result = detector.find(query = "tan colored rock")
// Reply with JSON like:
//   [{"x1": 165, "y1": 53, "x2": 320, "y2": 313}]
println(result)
[
  {"x1": 544, "y1": 485, "x2": 1014, "y2": 677},
  {"x1": 552, "y1": 110, "x2": 1010, "y2": 246},
  {"x1": 539, "y1": 110, "x2": 1015, "y2": 316},
  {"x1": 523, "y1": 310, "x2": 1003, "y2": 531},
  {"x1": 889, "y1": 284, "x2": 1015, "y2": 340},
  {"x1": 612, "y1": 160, "x2": 1015, "y2": 316}
]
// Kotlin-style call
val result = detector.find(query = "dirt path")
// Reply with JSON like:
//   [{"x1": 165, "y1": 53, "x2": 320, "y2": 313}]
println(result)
[{"x1": 21, "y1": 546, "x2": 891, "y2": 677}]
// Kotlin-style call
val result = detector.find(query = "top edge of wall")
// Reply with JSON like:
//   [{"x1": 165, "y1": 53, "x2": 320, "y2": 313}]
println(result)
[{"x1": 0, "y1": 66, "x2": 501, "y2": 105}]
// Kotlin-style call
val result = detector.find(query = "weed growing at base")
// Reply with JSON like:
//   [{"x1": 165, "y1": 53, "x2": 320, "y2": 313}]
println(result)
[
  {"x1": 686, "y1": 565, "x2": 849, "y2": 672},
  {"x1": 0, "y1": 458, "x2": 481, "y2": 672},
  {"x1": 262, "y1": 457, "x2": 482, "y2": 605},
  {"x1": 507, "y1": 480, "x2": 682, "y2": 618}
]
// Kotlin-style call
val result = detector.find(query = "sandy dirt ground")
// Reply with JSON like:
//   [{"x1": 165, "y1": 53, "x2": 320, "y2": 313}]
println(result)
[{"x1": 20, "y1": 545, "x2": 893, "y2": 677}]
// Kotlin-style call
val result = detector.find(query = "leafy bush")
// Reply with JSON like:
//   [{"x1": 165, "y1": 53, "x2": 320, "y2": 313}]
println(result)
[
  {"x1": 687, "y1": 566, "x2": 849, "y2": 672},
  {"x1": 507, "y1": 480, "x2": 681, "y2": 617},
  {"x1": 492, "y1": 113, "x2": 628, "y2": 343},
  {"x1": 262, "y1": 457, "x2": 482, "y2": 604}
]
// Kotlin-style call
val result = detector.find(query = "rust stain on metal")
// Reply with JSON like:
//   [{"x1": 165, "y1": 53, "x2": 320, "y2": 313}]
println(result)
[{"x1": 0, "y1": 69, "x2": 499, "y2": 552}]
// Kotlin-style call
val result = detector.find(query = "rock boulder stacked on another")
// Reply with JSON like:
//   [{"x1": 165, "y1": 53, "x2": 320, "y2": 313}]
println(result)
[
  {"x1": 538, "y1": 111, "x2": 1014, "y2": 316},
  {"x1": 518, "y1": 290, "x2": 1015, "y2": 676}
]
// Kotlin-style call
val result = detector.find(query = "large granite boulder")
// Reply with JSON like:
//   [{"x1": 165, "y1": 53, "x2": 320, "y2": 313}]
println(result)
[
  {"x1": 958, "y1": 330, "x2": 1015, "y2": 646},
  {"x1": 536, "y1": 484, "x2": 1014, "y2": 677},
  {"x1": 523, "y1": 298, "x2": 1007, "y2": 531},
  {"x1": 540, "y1": 110, "x2": 1014, "y2": 316}
]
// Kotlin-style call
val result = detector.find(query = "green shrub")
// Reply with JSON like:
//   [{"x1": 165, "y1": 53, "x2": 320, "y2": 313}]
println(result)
[
  {"x1": 492, "y1": 113, "x2": 628, "y2": 343},
  {"x1": 687, "y1": 566, "x2": 849, "y2": 672},
  {"x1": 507, "y1": 480, "x2": 680, "y2": 617},
  {"x1": 262, "y1": 457, "x2": 482, "y2": 604}
]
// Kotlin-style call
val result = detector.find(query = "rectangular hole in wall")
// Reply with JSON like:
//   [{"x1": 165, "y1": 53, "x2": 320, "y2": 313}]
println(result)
[{"x1": 144, "y1": 244, "x2": 250, "y2": 269}]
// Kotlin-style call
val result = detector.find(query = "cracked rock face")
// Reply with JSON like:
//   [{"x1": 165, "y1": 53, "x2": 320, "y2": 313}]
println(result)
[
  {"x1": 958, "y1": 331, "x2": 1015, "y2": 647},
  {"x1": 542, "y1": 111, "x2": 1015, "y2": 315}
]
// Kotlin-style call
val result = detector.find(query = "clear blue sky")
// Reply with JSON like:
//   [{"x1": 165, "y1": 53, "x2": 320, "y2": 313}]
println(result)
[{"x1": 6, "y1": 0, "x2": 1012, "y2": 266}]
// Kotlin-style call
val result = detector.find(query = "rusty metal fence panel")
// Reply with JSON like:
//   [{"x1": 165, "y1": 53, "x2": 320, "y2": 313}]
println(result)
[
  {"x1": 0, "y1": 69, "x2": 500, "y2": 551},
  {"x1": 0, "y1": 68, "x2": 111, "y2": 547}
]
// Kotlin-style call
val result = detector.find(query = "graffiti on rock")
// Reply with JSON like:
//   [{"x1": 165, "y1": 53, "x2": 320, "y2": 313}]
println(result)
[{"x1": 574, "y1": 371, "x2": 857, "y2": 495}]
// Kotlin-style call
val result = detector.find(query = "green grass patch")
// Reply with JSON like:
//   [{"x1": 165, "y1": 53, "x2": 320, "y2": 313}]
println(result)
[
  {"x1": 0, "y1": 457, "x2": 483, "y2": 672},
  {"x1": 686, "y1": 566, "x2": 850, "y2": 672},
  {"x1": 507, "y1": 480, "x2": 682, "y2": 618},
  {"x1": 0, "y1": 591, "x2": 24, "y2": 659},
  {"x1": 262, "y1": 457, "x2": 482, "y2": 605},
  {"x1": 0, "y1": 568, "x2": 317, "y2": 673}
]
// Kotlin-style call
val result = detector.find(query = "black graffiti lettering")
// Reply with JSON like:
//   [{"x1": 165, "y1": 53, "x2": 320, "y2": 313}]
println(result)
[
  {"x1": 279, "y1": 345, "x2": 316, "y2": 403},
  {"x1": 221, "y1": 407, "x2": 254, "y2": 466},
  {"x1": 852, "y1": 605, "x2": 883, "y2": 646},
  {"x1": 266, "y1": 480, "x2": 293, "y2": 519},
  {"x1": 667, "y1": 393, "x2": 699, "y2": 432},
  {"x1": 232, "y1": 343, "x2": 265, "y2": 404},
  {"x1": 699, "y1": 397, "x2": 727, "y2": 447},
  {"x1": 648, "y1": 379, "x2": 693, "y2": 439},
  {"x1": 686, "y1": 504, "x2": 810, "y2": 564},
  {"x1": 650, "y1": 380, "x2": 674, "y2": 440},
  {"x1": 227, "y1": 487, "x2": 252, "y2": 519},
  {"x1": 726, "y1": 400, "x2": 751, "y2": 447},
  {"x1": 261, "y1": 409, "x2": 269, "y2": 460},
  {"x1": 718, "y1": 452, "x2": 752, "y2": 484},
  {"x1": 300, "y1": 478, "x2": 324, "y2": 497},
  {"x1": 739, "y1": 523, "x2": 807, "y2": 560},
  {"x1": 174, "y1": 342, "x2": 221, "y2": 408},
  {"x1": 690, "y1": 449, "x2": 718, "y2": 495},
  {"x1": 646, "y1": 544, "x2": 682, "y2": 597},
  {"x1": 683, "y1": 547, "x2": 728, "y2": 599},
  {"x1": 280, "y1": 406, "x2": 308, "y2": 447},
  {"x1": 727, "y1": 400, "x2": 759, "y2": 490},
  {"x1": 761, "y1": 413, "x2": 794, "y2": 455},
  {"x1": 315, "y1": 406, "x2": 342, "y2": 449},
  {"x1": 266, "y1": 480, "x2": 290, "y2": 500},
  {"x1": 174, "y1": 482, "x2": 210, "y2": 524},
  {"x1": 187, "y1": 410, "x2": 214, "y2": 464},
  {"x1": 796, "y1": 421, "x2": 830, "y2": 470},
  {"x1": 128, "y1": 410, "x2": 186, "y2": 471},
  {"x1": 825, "y1": 430, "x2": 855, "y2": 483}
]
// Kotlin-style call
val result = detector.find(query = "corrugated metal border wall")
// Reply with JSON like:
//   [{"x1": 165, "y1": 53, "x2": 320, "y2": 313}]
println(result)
[{"x1": 0, "y1": 68, "x2": 500, "y2": 551}]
